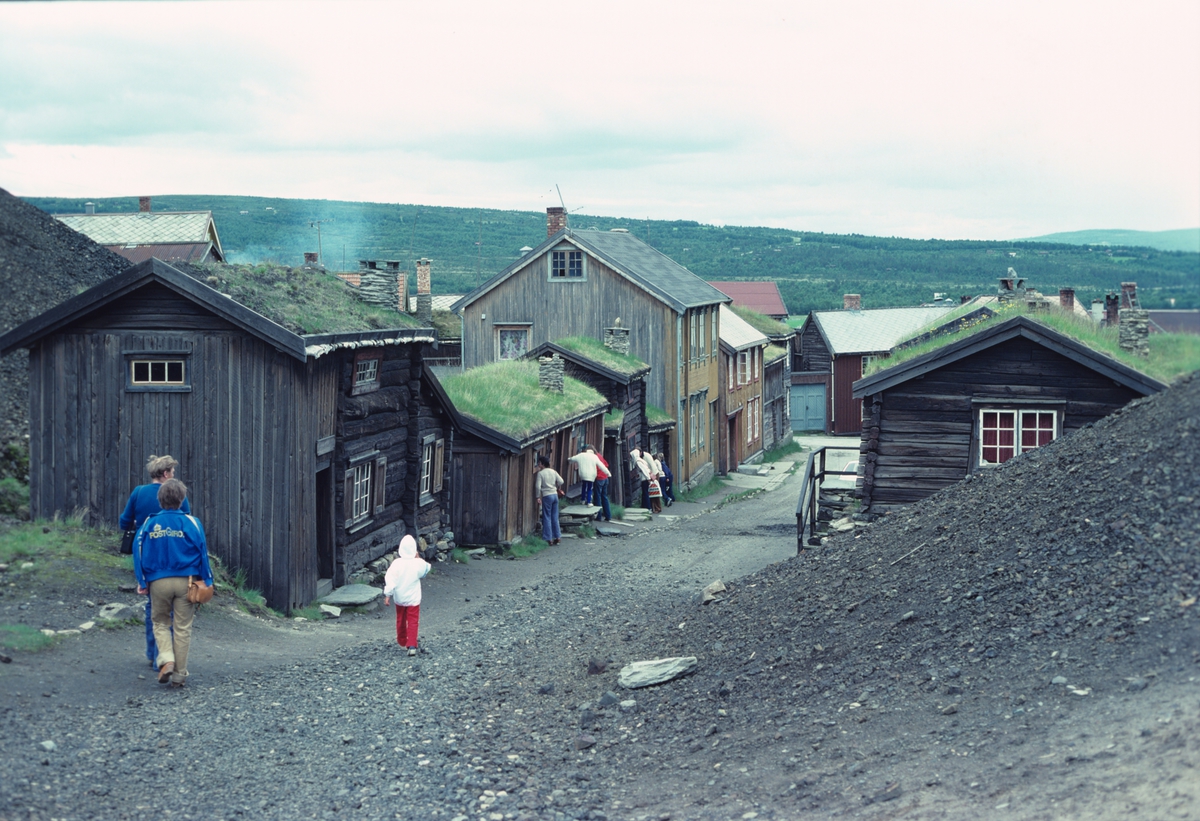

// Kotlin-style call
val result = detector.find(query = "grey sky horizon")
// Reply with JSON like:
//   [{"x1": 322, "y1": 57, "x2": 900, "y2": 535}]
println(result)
[{"x1": 1, "y1": 1, "x2": 1197, "y2": 241}]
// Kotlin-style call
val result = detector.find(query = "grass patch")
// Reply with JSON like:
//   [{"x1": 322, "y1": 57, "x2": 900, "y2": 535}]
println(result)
[
  {"x1": 441, "y1": 360, "x2": 608, "y2": 441},
  {"x1": 0, "y1": 477, "x2": 30, "y2": 519},
  {"x1": 554, "y1": 336, "x2": 649, "y2": 376},
  {"x1": 730, "y1": 304, "x2": 792, "y2": 337},
  {"x1": 715, "y1": 488, "x2": 762, "y2": 509},
  {"x1": 0, "y1": 513, "x2": 127, "y2": 588},
  {"x1": 290, "y1": 605, "x2": 327, "y2": 621},
  {"x1": 763, "y1": 439, "x2": 804, "y2": 462},
  {"x1": 576, "y1": 524, "x2": 597, "y2": 539},
  {"x1": 675, "y1": 476, "x2": 730, "y2": 504},
  {"x1": 611, "y1": 504, "x2": 626, "y2": 520},
  {"x1": 449, "y1": 547, "x2": 471, "y2": 563},
  {"x1": 646, "y1": 404, "x2": 673, "y2": 427},
  {"x1": 507, "y1": 535, "x2": 550, "y2": 558},
  {"x1": 0, "y1": 623, "x2": 57, "y2": 652},
  {"x1": 216, "y1": 559, "x2": 280, "y2": 618}
]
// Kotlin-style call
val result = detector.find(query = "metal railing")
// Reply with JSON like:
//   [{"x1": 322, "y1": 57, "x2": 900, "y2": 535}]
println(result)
[{"x1": 795, "y1": 446, "x2": 859, "y2": 552}]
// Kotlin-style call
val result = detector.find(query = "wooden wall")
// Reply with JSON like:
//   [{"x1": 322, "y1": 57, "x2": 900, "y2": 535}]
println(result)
[
  {"x1": 763, "y1": 355, "x2": 789, "y2": 451},
  {"x1": 859, "y1": 337, "x2": 1146, "y2": 509},
  {"x1": 831, "y1": 354, "x2": 865, "y2": 435}
]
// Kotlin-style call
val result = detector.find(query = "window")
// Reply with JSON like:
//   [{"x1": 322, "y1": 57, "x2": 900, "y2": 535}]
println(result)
[
  {"x1": 344, "y1": 453, "x2": 387, "y2": 528},
  {"x1": 690, "y1": 312, "x2": 699, "y2": 361},
  {"x1": 747, "y1": 397, "x2": 760, "y2": 444},
  {"x1": 351, "y1": 350, "x2": 381, "y2": 395},
  {"x1": 979, "y1": 409, "x2": 1057, "y2": 466},
  {"x1": 727, "y1": 353, "x2": 734, "y2": 391},
  {"x1": 753, "y1": 347, "x2": 761, "y2": 380},
  {"x1": 711, "y1": 308, "x2": 718, "y2": 360},
  {"x1": 419, "y1": 436, "x2": 445, "y2": 505},
  {"x1": 698, "y1": 309, "x2": 707, "y2": 356},
  {"x1": 689, "y1": 391, "x2": 707, "y2": 454},
  {"x1": 126, "y1": 354, "x2": 190, "y2": 392},
  {"x1": 737, "y1": 351, "x2": 749, "y2": 386},
  {"x1": 689, "y1": 396, "x2": 698, "y2": 453},
  {"x1": 497, "y1": 326, "x2": 529, "y2": 360},
  {"x1": 551, "y1": 249, "x2": 584, "y2": 278}
]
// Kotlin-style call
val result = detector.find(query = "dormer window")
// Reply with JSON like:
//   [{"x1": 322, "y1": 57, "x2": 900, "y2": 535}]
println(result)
[{"x1": 550, "y1": 248, "x2": 585, "y2": 279}]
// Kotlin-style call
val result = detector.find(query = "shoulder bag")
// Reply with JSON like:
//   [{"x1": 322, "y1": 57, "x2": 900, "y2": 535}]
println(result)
[{"x1": 186, "y1": 575, "x2": 214, "y2": 605}]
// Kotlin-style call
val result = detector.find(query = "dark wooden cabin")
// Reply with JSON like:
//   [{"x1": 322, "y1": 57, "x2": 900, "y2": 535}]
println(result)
[
  {"x1": 762, "y1": 343, "x2": 790, "y2": 452},
  {"x1": 0, "y1": 259, "x2": 454, "y2": 611},
  {"x1": 452, "y1": 208, "x2": 728, "y2": 490},
  {"x1": 436, "y1": 358, "x2": 609, "y2": 546},
  {"x1": 529, "y1": 336, "x2": 650, "y2": 507},
  {"x1": 852, "y1": 315, "x2": 1167, "y2": 510}
]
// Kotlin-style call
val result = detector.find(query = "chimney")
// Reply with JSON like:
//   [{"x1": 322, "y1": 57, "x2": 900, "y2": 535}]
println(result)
[
  {"x1": 1059, "y1": 288, "x2": 1075, "y2": 312},
  {"x1": 1120, "y1": 282, "x2": 1137, "y2": 309},
  {"x1": 538, "y1": 353, "x2": 565, "y2": 394},
  {"x1": 843, "y1": 294, "x2": 861, "y2": 311},
  {"x1": 1119, "y1": 308, "x2": 1150, "y2": 357},
  {"x1": 139, "y1": 196, "x2": 152, "y2": 213},
  {"x1": 415, "y1": 258, "x2": 432, "y2": 324},
  {"x1": 546, "y1": 207, "x2": 567, "y2": 237},
  {"x1": 303, "y1": 252, "x2": 318, "y2": 265},
  {"x1": 1104, "y1": 292, "x2": 1120, "y2": 326},
  {"x1": 84, "y1": 202, "x2": 95, "y2": 215},
  {"x1": 604, "y1": 318, "x2": 630, "y2": 355}
]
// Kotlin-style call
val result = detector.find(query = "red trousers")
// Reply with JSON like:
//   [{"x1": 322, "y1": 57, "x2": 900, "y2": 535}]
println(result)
[{"x1": 394, "y1": 604, "x2": 420, "y2": 648}]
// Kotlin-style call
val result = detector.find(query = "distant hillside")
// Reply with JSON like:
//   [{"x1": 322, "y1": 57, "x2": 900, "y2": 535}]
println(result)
[
  {"x1": 1019, "y1": 228, "x2": 1200, "y2": 254},
  {"x1": 26, "y1": 195, "x2": 1200, "y2": 313}
]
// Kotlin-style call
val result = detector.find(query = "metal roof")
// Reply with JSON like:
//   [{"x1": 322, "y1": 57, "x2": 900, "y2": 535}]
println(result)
[
  {"x1": 105, "y1": 242, "x2": 219, "y2": 264},
  {"x1": 708, "y1": 281, "x2": 788, "y2": 316},
  {"x1": 453, "y1": 228, "x2": 730, "y2": 315},
  {"x1": 57, "y1": 211, "x2": 224, "y2": 259},
  {"x1": 812, "y1": 306, "x2": 956, "y2": 355},
  {"x1": 719, "y1": 304, "x2": 768, "y2": 352}
]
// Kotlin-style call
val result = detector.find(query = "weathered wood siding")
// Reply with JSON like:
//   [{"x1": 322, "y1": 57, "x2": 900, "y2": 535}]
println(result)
[
  {"x1": 859, "y1": 337, "x2": 1145, "y2": 509},
  {"x1": 831, "y1": 354, "x2": 865, "y2": 435},
  {"x1": 763, "y1": 354, "x2": 789, "y2": 451}
]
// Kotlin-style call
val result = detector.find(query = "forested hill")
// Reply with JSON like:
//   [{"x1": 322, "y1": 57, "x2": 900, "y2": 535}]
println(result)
[{"x1": 25, "y1": 195, "x2": 1200, "y2": 314}]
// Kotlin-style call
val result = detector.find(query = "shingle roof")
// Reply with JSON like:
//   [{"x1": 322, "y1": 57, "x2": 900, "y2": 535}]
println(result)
[
  {"x1": 811, "y1": 306, "x2": 956, "y2": 355},
  {"x1": 56, "y1": 211, "x2": 224, "y2": 260},
  {"x1": 719, "y1": 304, "x2": 768, "y2": 352},
  {"x1": 453, "y1": 228, "x2": 730, "y2": 315},
  {"x1": 708, "y1": 281, "x2": 788, "y2": 317}
]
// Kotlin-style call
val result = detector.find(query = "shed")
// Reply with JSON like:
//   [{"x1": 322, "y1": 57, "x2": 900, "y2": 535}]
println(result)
[
  {"x1": 852, "y1": 315, "x2": 1167, "y2": 510},
  {"x1": 0, "y1": 258, "x2": 454, "y2": 611},
  {"x1": 56, "y1": 210, "x2": 225, "y2": 264}
]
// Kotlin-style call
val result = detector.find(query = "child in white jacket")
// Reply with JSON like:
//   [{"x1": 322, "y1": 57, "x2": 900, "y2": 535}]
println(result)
[{"x1": 383, "y1": 535, "x2": 430, "y2": 656}]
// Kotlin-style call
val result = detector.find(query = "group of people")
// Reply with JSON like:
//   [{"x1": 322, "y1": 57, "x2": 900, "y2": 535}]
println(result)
[
  {"x1": 534, "y1": 443, "x2": 613, "y2": 544},
  {"x1": 631, "y1": 448, "x2": 674, "y2": 513}
]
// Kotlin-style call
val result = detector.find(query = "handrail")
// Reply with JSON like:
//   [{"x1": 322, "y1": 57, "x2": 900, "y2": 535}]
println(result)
[{"x1": 795, "y1": 446, "x2": 858, "y2": 552}]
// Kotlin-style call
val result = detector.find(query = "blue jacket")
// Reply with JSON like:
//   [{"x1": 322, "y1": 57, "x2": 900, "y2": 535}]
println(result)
[
  {"x1": 133, "y1": 508, "x2": 213, "y2": 589},
  {"x1": 120, "y1": 484, "x2": 190, "y2": 530}
]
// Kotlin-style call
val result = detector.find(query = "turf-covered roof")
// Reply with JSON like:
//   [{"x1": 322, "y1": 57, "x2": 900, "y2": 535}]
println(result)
[{"x1": 532, "y1": 336, "x2": 651, "y2": 383}]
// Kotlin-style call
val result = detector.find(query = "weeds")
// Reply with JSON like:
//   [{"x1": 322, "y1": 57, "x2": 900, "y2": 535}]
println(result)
[
  {"x1": 449, "y1": 547, "x2": 471, "y2": 563},
  {"x1": 507, "y1": 535, "x2": 550, "y2": 558},
  {"x1": 675, "y1": 476, "x2": 730, "y2": 504},
  {"x1": 763, "y1": 439, "x2": 803, "y2": 462},
  {"x1": 0, "y1": 623, "x2": 57, "y2": 652},
  {"x1": 290, "y1": 605, "x2": 327, "y2": 621}
]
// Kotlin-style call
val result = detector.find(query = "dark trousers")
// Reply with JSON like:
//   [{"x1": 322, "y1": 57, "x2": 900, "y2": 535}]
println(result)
[{"x1": 595, "y1": 478, "x2": 611, "y2": 520}]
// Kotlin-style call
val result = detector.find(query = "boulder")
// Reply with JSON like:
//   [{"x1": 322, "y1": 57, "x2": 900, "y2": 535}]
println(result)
[
  {"x1": 700, "y1": 580, "x2": 726, "y2": 604},
  {"x1": 319, "y1": 604, "x2": 342, "y2": 619},
  {"x1": 318, "y1": 584, "x2": 381, "y2": 607},
  {"x1": 617, "y1": 656, "x2": 698, "y2": 689}
]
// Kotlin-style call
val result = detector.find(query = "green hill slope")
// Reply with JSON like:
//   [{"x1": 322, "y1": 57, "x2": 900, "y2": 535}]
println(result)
[
  {"x1": 1019, "y1": 228, "x2": 1200, "y2": 254},
  {"x1": 26, "y1": 195, "x2": 1200, "y2": 313}
]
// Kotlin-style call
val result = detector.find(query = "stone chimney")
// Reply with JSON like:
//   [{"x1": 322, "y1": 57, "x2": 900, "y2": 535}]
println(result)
[
  {"x1": 139, "y1": 196, "x2": 152, "y2": 213},
  {"x1": 547, "y1": 207, "x2": 567, "y2": 237},
  {"x1": 538, "y1": 353, "x2": 565, "y2": 394},
  {"x1": 303, "y1": 252, "x2": 318, "y2": 265},
  {"x1": 1059, "y1": 288, "x2": 1075, "y2": 312},
  {"x1": 84, "y1": 202, "x2": 95, "y2": 215},
  {"x1": 1119, "y1": 309, "x2": 1150, "y2": 357},
  {"x1": 1104, "y1": 292, "x2": 1120, "y2": 326},
  {"x1": 1120, "y1": 282, "x2": 1138, "y2": 309},
  {"x1": 604, "y1": 318, "x2": 630, "y2": 355},
  {"x1": 843, "y1": 294, "x2": 861, "y2": 311},
  {"x1": 415, "y1": 258, "x2": 432, "y2": 324},
  {"x1": 385, "y1": 261, "x2": 408, "y2": 314}
]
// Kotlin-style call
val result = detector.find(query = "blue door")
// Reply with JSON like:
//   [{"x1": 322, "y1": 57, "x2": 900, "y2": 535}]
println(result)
[{"x1": 790, "y1": 384, "x2": 825, "y2": 431}]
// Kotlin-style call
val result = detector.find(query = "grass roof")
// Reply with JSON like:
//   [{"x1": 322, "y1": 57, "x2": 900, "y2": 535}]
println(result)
[
  {"x1": 604, "y1": 409, "x2": 624, "y2": 429},
  {"x1": 440, "y1": 360, "x2": 608, "y2": 441},
  {"x1": 178, "y1": 260, "x2": 420, "y2": 335},
  {"x1": 646, "y1": 403, "x2": 673, "y2": 427},
  {"x1": 764, "y1": 343, "x2": 789, "y2": 364},
  {"x1": 731, "y1": 304, "x2": 792, "y2": 337},
  {"x1": 865, "y1": 302, "x2": 1200, "y2": 384},
  {"x1": 553, "y1": 335, "x2": 649, "y2": 377}
]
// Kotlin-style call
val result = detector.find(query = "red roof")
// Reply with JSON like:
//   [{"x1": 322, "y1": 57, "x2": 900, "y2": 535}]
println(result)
[{"x1": 707, "y1": 281, "x2": 788, "y2": 318}]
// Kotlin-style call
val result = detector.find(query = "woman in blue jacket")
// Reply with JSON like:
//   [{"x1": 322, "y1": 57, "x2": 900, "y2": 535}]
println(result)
[{"x1": 133, "y1": 479, "x2": 213, "y2": 687}]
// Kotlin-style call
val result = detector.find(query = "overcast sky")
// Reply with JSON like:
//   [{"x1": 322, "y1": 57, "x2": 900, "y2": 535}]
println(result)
[{"x1": 1, "y1": 1, "x2": 1197, "y2": 240}]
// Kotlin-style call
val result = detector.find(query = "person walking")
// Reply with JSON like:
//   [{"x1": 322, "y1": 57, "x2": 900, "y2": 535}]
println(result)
[
  {"x1": 383, "y1": 535, "x2": 430, "y2": 656},
  {"x1": 657, "y1": 452, "x2": 675, "y2": 506},
  {"x1": 133, "y1": 479, "x2": 212, "y2": 688},
  {"x1": 631, "y1": 448, "x2": 653, "y2": 512},
  {"x1": 568, "y1": 444, "x2": 602, "y2": 506},
  {"x1": 590, "y1": 445, "x2": 612, "y2": 522},
  {"x1": 535, "y1": 454, "x2": 565, "y2": 544},
  {"x1": 119, "y1": 455, "x2": 190, "y2": 670}
]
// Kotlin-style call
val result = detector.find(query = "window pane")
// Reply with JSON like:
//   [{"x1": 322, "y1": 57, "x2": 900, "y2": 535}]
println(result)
[
  {"x1": 499, "y1": 329, "x2": 528, "y2": 360},
  {"x1": 167, "y1": 361, "x2": 184, "y2": 383},
  {"x1": 150, "y1": 361, "x2": 166, "y2": 382},
  {"x1": 133, "y1": 362, "x2": 149, "y2": 382}
]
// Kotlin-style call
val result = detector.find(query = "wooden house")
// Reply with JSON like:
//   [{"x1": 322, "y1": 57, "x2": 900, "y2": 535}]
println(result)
[
  {"x1": 852, "y1": 315, "x2": 1167, "y2": 510},
  {"x1": 528, "y1": 335, "x2": 650, "y2": 506},
  {"x1": 451, "y1": 208, "x2": 729, "y2": 490},
  {"x1": 792, "y1": 297, "x2": 955, "y2": 435},
  {"x1": 436, "y1": 355, "x2": 609, "y2": 546},
  {"x1": 716, "y1": 304, "x2": 769, "y2": 472},
  {"x1": 762, "y1": 343, "x2": 790, "y2": 452},
  {"x1": 0, "y1": 259, "x2": 455, "y2": 611},
  {"x1": 56, "y1": 200, "x2": 225, "y2": 264}
]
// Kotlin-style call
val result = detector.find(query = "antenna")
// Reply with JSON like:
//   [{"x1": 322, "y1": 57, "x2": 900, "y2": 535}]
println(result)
[
  {"x1": 309, "y1": 218, "x2": 333, "y2": 265},
  {"x1": 556, "y1": 184, "x2": 569, "y2": 229}
]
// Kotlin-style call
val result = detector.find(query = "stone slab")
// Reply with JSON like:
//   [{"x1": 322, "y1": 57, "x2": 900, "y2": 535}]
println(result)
[
  {"x1": 318, "y1": 584, "x2": 381, "y2": 607},
  {"x1": 618, "y1": 656, "x2": 699, "y2": 689}
]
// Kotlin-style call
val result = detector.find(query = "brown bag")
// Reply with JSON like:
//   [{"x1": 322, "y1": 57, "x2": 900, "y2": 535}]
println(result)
[{"x1": 186, "y1": 575, "x2": 214, "y2": 605}]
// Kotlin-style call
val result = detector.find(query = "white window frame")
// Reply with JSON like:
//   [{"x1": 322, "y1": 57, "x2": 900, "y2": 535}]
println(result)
[
  {"x1": 737, "y1": 351, "x2": 749, "y2": 386},
  {"x1": 126, "y1": 353, "x2": 191, "y2": 392},
  {"x1": 351, "y1": 349, "x2": 382, "y2": 396},
  {"x1": 350, "y1": 461, "x2": 373, "y2": 522},
  {"x1": 978, "y1": 408, "x2": 1058, "y2": 466}
]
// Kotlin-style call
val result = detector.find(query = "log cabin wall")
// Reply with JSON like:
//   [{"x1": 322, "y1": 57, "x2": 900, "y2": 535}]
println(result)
[
  {"x1": 859, "y1": 336, "x2": 1145, "y2": 509},
  {"x1": 763, "y1": 353, "x2": 789, "y2": 451}
]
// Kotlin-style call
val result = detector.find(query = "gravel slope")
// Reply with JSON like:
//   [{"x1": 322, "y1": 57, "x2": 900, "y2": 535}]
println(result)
[{"x1": 1, "y1": 373, "x2": 1197, "y2": 821}]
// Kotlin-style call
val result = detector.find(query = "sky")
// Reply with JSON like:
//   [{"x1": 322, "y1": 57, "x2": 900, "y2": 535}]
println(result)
[{"x1": 1, "y1": 0, "x2": 1198, "y2": 241}]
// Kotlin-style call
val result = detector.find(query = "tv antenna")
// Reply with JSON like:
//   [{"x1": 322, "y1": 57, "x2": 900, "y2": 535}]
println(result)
[{"x1": 309, "y1": 218, "x2": 333, "y2": 265}]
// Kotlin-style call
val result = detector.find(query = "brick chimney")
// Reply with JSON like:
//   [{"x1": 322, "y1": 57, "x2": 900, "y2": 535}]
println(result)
[
  {"x1": 1059, "y1": 288, "x2": 1075, "y2": 312},
  {"x1": 604, "y1": 318, "x2": 630, "y2": 355},
  {"x1": 1104, "y1": 292, "x2": 1120, "y2": 326},
  {"x1": 415, "y1": 258, "x2": 432, "y2": 324},
  {"x1": 539, "y1": 353, "x2": 565, "y2": 394},
  {"x1": 843, "y1": 294, "x2": 861, "y2": 311},
  {"x1": 139, "y1": 196, "x2": 152, "y2": 213},
  {"x1": 547, "y1": 207, "x2": 567, "y2": 237},
  {"x1": 303, "y1": 252, "x2": 318, "y2": 265}
]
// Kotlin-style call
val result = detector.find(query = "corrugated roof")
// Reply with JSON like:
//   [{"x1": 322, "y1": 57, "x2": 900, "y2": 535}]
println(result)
[
  {"x1": 57, "y1": 211, "x2": 223, "y2": 261},
  {"x1": 719, "y1": 304, "x2": 768, "y2": 351},
  {"x1": 708, "y1": 281, "x2": 788, "y2": 316},
  {"x1": 813, "y1": 306, "x2": 956, "y2": 355}
]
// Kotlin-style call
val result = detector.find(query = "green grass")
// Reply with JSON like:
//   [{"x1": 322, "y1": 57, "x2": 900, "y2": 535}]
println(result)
[
  {"x1": 507, "y1": 535, "x2": 551, "y2": 558},
  {"x1": 449, "y1": 547, "x2": 471, "y2": 563},
  {"x1": 610, "y1": 504, "x2": 626, "y2": 520},
  {"x1": 290, "y1": 605, "x2": 327, "y2": 621},
  {"x1": 576, "y1": 524, "x2": 597, "y2": 539},
  {"x1": 646, "y1": 404, "x2": 673, "y2": 427},
  {"x1": 675, "y1": 476, "x2": 730, "y2": 504},
  {"x1": 866, "y1": 302, "x2": 1200, "y2": 383},
  {"x1": 730, "y1": 304, "x2": 792, "y2": 337},
  {"x1": 0, "y1": 477, "x2": 29, "y2": 518},
  {"x1": 764, "y1": 343, "x2": 789, "y2": 366},
  {"x1": 0, "y1": 624, "x2": 56, "y2": 652},
  {"x1": 763, "y1": 439, "x2": 804, "y2": 462},
  {"x1": 554, "y1": 336, "x2": 649, "y2": 376},
  {"x1": 440, "y1": 359, "x2": 608, "y2": 440}
]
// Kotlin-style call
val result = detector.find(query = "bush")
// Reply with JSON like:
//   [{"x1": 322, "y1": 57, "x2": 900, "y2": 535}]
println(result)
[{"x1": 0, "y1": 477, "x2": 30, "y2": 519}]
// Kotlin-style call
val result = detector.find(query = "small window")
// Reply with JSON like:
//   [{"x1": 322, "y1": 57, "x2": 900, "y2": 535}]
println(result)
[
  {"x1": 737, "y1": 351, "x2": 749, "y2": 386},
  {"x1": 351, "y1": 461, "x2": 373, "y2": 521},
  {"x1": 351, "y1": 350, "x2": 382, "y2": 396},
  {"x1": 126, "y1": 354, "x2": 190, "y2": 392},
  {"x1": 551, "y1": 249, "x2": 584, "y2": 278},
  {"x1": 344, "y1": 453, "x2": 387, "y2": 528},
  {"x1": 980, "y1": 409, "x2": 1057, "y2": 466},
  {"x1": 497, "y1": 326, "x2": 529, "y2": 360},
  {"x1": 419, "y1": 436, "x2": 445, "y2": 506}
]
